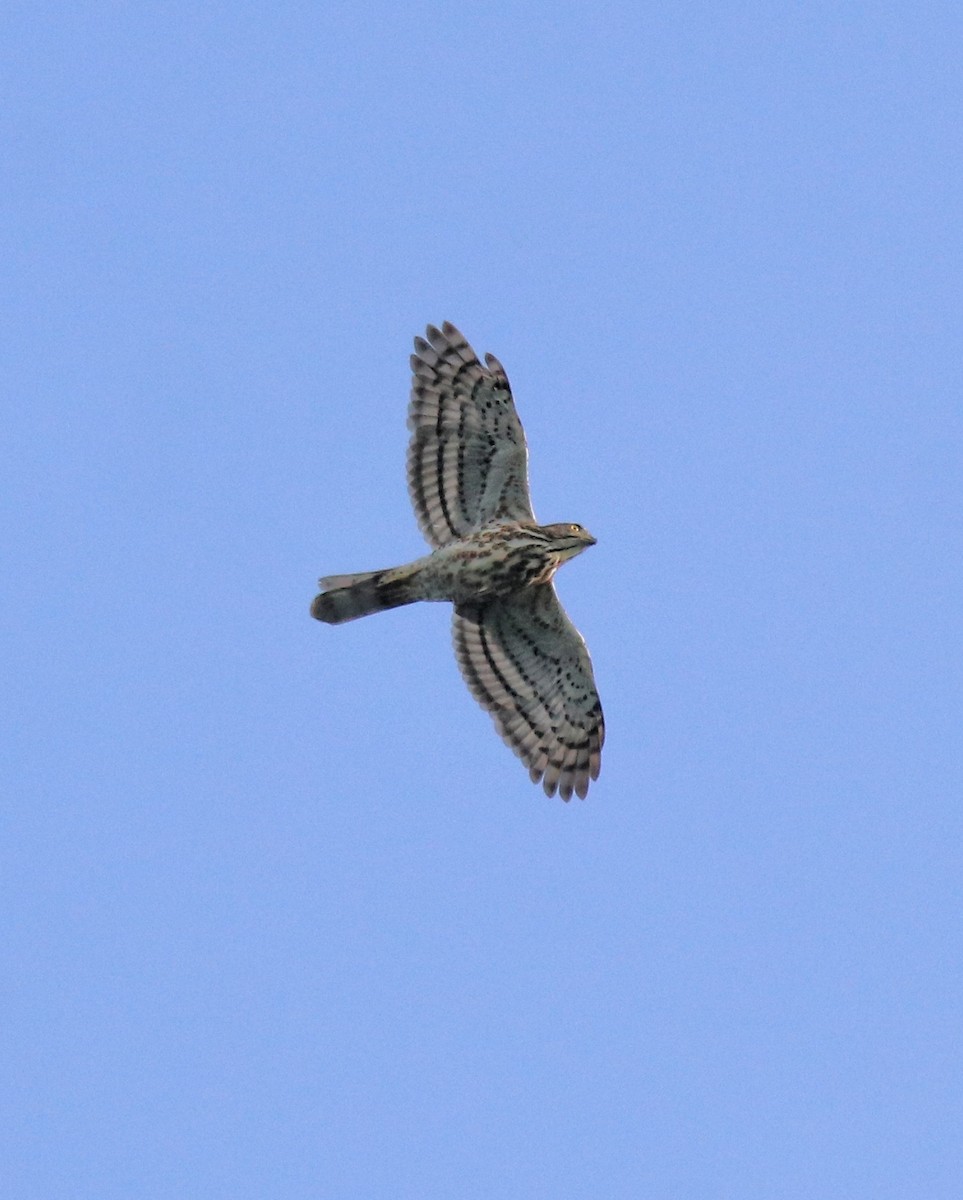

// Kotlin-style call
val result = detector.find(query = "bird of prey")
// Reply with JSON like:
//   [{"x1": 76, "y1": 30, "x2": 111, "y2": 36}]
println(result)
[{"x1": 311, "y1": 322, "x2": 603, "y2": 801}]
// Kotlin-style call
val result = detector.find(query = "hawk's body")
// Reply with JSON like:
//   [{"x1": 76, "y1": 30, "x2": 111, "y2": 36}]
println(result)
[{"x1": 311, "y1": 322, "x2": 604, "y2": 801}]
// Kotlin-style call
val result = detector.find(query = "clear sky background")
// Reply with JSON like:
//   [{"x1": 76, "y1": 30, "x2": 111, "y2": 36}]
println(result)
[{"x1": 3, "y1": 4, "x2": 962, "y2": 1197}]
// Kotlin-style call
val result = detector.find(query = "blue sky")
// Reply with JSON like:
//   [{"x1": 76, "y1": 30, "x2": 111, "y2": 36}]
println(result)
[{"x1": 4, "y1": 3, "x2": 962, "y2": 1197}]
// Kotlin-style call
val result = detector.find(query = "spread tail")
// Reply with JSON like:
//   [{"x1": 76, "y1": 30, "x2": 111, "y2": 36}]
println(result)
[{"x1": 310, "y1": 566, "x2": 420, "y2": 624}]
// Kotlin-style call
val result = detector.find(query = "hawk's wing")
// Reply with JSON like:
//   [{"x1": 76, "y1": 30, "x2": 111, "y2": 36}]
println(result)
[
  {"x1": 452, "y1": 584, "x2": 604, "y2": 800},
  {"x1": 408, "y1": 322, "x2": 535, "y2": 548}
]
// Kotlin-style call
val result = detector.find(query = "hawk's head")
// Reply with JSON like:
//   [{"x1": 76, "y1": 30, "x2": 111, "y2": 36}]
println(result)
[{"x1": 540, "y1": 522, "x2": 597, "y2": 561}]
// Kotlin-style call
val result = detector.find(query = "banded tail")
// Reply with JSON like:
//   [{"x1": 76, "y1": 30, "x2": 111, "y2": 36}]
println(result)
[{"x1": 310, "y1": 565, "x2": 420, "y2": 625}]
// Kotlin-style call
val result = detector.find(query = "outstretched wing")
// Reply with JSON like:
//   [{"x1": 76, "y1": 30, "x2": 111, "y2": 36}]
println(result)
[
  {"x1": 452, "y1": 584, "x2": 604, "y2": 801},
  {"x1": 407, "y1": 322, "x2": 535, "y2": 548}
]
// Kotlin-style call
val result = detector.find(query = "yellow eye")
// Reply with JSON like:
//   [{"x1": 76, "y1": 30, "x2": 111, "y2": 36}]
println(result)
[{"x1": 570, "y1": 524, "x2": 581, "y2": 533}]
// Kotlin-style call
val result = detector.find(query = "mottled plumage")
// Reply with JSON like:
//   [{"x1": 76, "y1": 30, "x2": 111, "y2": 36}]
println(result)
[{"x1": 311, "y1": 322, "x2": 604, "y2": 801}]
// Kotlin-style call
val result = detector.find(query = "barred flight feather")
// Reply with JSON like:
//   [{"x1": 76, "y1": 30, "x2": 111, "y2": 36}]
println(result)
[
  {"x1": 407, "y1": 321, "x2": 534, "y2": 548},
  {"x1": 453, "y1": 584, "x2": 604, "y2": 801}
]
